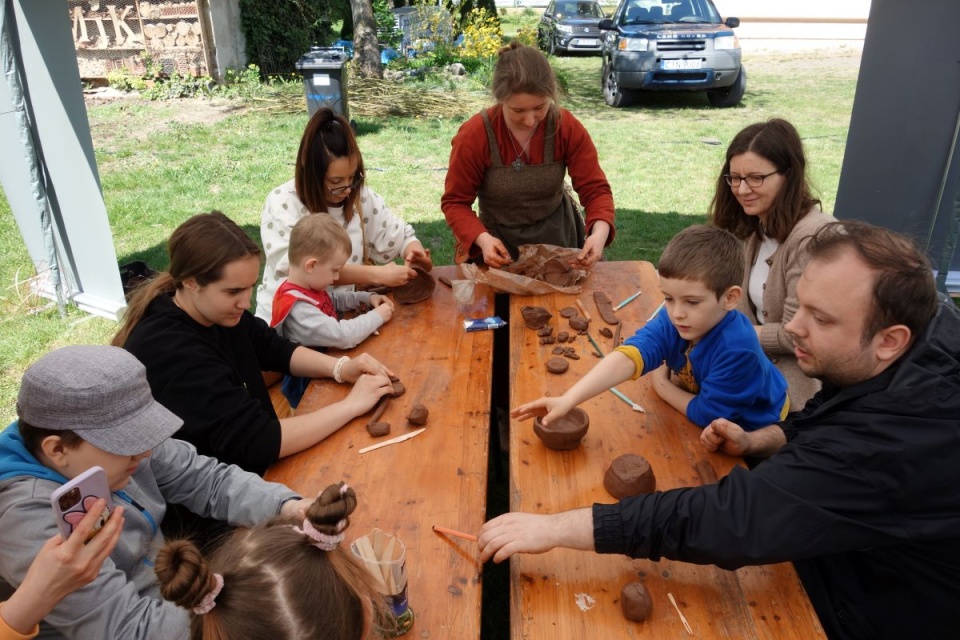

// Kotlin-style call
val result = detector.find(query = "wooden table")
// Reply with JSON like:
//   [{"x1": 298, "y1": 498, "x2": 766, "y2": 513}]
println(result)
[
  {"x1": 508, "y1": 261, "x2": 826, "y2": 639},
  {"x1": 265, "y1": 265, "x2": 494, "y2": 639}
]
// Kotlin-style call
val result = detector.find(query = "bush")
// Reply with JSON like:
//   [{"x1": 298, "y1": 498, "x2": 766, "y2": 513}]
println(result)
[
  {"x1": 458, "y1": 8, "x2": 503, "y2": 59},
  {"x1": 106, "y1": 67, "x2": 146, "y2": 92}
]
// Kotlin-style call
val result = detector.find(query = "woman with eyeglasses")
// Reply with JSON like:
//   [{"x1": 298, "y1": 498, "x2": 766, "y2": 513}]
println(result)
[
  {"x1": 255, "y1": 108, "x2": 432, "y2": 324},
  {"x1": 710, "y1": 118, "x2": 834, "y2": 408}
]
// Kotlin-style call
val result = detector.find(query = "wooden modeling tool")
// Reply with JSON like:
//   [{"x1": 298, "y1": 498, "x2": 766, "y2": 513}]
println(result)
[
  {"x1": 668, "y1": 592, "x2": 694, "y2": 635},
  {"x1": 586, "y1": 333, "x2": 604, "y2": 357},
  {"x1": 432, "y1": 525, "x2": 478, "y2": 542},
  {"x1": 359, "y1": 428, "x2": 426, "y2": 454},
  {"x1": 613, "y1": 290, "x2": 642, "y2": 311},
  {"x1": 575, "y1": 298, "x2": 592, "y2": 322}
]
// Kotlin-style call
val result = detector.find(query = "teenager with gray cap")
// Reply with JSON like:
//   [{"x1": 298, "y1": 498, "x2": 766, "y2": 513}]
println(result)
[{"x1": 0, "y1": 346, "x2": 311, "y2": 639}]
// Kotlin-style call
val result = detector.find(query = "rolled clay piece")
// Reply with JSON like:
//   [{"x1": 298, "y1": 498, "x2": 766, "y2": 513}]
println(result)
[
  {"x1": 604, "y1": 453, "x2": 656, "y2": 498},
  {"x1": 367, "y1": 421, "x2": 391, "y2": 437},
  {"x1": 393, "y1": 267, "x2": 435, "y2": 304},
  {"x1": 546, "y1": 357, "x2": 569, "y2": 374},
  {"x1": 521, "y1": 306, "x2": 553, "y2": 330},
  {"x1": 533, "y1": 407, "x2": 589, "y2": 450},
  {"x1": 593, "y1": 291, "x2": 621, "y2": 326},
  {"x1": 569, "y1": 316, "x2": 590, "y2": 331},
  {"x1": 438, "y1": 275, "x2": 453, "y2": 288},
  {"x1": 391, "y1": 381, "x2": 406, "y2": 397},
  {"x1": 557, "y1": 331, "x2": 569, "y2": 343},
  {"x1": 559, "y1": 306, "x2": 578, "y2": 318},
  {"x1": 406, "y1": 404, "x2": 429, "y2": 426},
  {"x1": 564, "y1": 352, "x2": 580, "y2": 360},
  {"x1": 552, "y1": 346, "x2": 565, "y2": 355},
  {"x1": 540, "y1": 336, "x2": 556, "y2": 345},
  {"x1": 599, "y1": 327, "x2": 613, "y2": 339},
  {"x1": 369, "y1": 395, "x2": 390, "y2": 423},
  {"x1": 694, "y1": 459, "x2": 718, "y2": 485},
  {"x1": 621, "y1": 582, "x2": 653, "y2": 622},
  {"x1": 537, "y1": 326, "x2": 554, "y2": 337}
]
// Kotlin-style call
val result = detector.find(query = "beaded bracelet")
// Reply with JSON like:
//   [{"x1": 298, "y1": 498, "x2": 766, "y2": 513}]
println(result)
[{"x1": 333, "y1": 356, "x2": 351, "y2": 384}]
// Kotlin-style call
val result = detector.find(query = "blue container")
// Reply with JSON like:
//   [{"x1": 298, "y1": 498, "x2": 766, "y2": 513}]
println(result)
[{"x1": 294, "y1": 47, "x2": 349, "y2": 119}]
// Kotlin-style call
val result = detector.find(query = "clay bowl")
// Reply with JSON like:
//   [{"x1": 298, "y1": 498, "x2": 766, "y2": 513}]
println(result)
[
  {"x1": 603, "y1": 453, "x2": 656, "y2": 499},
  {"x1": 393, "y1": 267, "x2": 435, "y2": 304},
  {"x1": 533, "y1": 407, "x2": 590, "y2": 451}
]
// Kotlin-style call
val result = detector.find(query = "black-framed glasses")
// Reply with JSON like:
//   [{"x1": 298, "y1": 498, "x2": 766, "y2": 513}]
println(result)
[
  {"x1": 723, "y1": 171, "x2": 779, "y2": 188},
  {"x1": 327, "y1": 173, "x2": 364, "y2": 196}
]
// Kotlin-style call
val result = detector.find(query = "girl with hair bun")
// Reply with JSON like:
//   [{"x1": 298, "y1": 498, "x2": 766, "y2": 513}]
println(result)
[
  {"x1": 156, "y1": 482, "x2": 388, "y2": 640},
  {"x1": 255, "y1": 107, "x2": 433, "y2": 323}
]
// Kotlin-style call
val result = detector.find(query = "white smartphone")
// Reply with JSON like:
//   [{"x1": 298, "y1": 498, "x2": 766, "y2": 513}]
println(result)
[{"x1": 50, "y1": 466, "x2": 113, "y2": 541}]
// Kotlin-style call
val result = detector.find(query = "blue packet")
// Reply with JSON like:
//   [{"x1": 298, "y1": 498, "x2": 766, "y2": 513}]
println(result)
[{"x1": 463, "y1": 316, "x2": 507, "y2": 332}]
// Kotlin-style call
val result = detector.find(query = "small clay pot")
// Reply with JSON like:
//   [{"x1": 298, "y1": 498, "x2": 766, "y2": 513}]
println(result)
[
  {"x1": 603, "y1": 453, "x2": 656, "y2": 498},
  {"x1": 533, "y1": 407, "x2": 589, "y2": 450},
  {"x1": 393, "y1": 268, "x2": 435, "y2": 304},
  {"x1": 620, "y1": 582, "x2": 653, "y2": 622},
  {"x1": 546, "y1": 357, "x2": 569, "y2": 374}
]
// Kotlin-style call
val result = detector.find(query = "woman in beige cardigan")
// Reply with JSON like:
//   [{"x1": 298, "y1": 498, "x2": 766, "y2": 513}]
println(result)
[{"x1": 710, "y1": 119, "x2": 834, "y2": 409}]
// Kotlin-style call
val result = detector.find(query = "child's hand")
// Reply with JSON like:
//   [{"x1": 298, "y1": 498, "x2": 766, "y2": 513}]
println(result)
[
  {"x1": 341, "y1": 354, "x2": 394, "y2": 381},
  {"x1": 344, "y1": 373, "x2": 394, "y2": 415},
  {"x1": 511, "y1": 396, "x2": 575, "y2": 427},
  {"x1": 377, "y1": 263, "x2": 417, "y2": 287},
  {"x1": 369, "y1": 294, "x2": 390, "y2": 308},
  {"x1": 404, "y1": 246, "x2": 432, "y2": 272},
  {"x1": 375, "y1": 299, "x2": 394, "y2": 323}
]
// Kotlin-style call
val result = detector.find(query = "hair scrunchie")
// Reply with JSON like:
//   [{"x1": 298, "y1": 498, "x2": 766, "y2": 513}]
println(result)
[{"x1": 192, "y1": 573, "x2": 224, "y2": 615}]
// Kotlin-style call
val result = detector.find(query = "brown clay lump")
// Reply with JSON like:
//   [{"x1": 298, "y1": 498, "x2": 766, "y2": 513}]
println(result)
[
  {"x1": 559, "y1": 306, "x2": 578, "y2": 318},
  {"x1": 546, "y1": 357, "x2": 569, "y2": 374},
  {"x1": 521, "y1": 306, "x2": 553, "y2": 330},
  {"x1": 593, "y1": 291, "x2": 621, "y2": 326},
  {"x1": 393, "y1": 267, "x2": 435, "y2": 304},
  {"x1": 390, "y1": 381, "x2": 406, "y2": 397},
  {"x1": 557, "y1": 331, "x2": 569, "y2": 343},
  {"x1": 541, "y1": 258, "x2": 578, "y2": 287},
  {"x1": 367, "y1": 421, "x2": 391, "y2": 437},
  {"x1": 621, "y1": 582, "x2": 653, "y2": 622},
  {"x1": 406, "y1": 404, "x2": 429, "y2": 426},
  {"x1": 569, "y1": 316, "x2": 589, "y2": 332},
  {"x1": 533, "y1": 407, "x2": 589, "y2": 450},
  {"x1": 552, "y1": 346, "x2": 565, "y2": 355},
  {"x1": 540, "y1": 336, "x2": 556, "y2": 345},
  {"x1": 599, "y1": 327, "x2": 613, "y2": 339},
  {"x1": 604, "y1": 453, "x2": 656, "y2": 499},
  {"x1": 537, "y1": 326, "x2": 554, "y2": 337}
]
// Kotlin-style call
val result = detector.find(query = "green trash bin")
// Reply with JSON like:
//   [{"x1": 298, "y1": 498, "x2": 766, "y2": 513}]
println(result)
[{"x1": 295, "y1": 47, "x2": 350, "y2": 120}]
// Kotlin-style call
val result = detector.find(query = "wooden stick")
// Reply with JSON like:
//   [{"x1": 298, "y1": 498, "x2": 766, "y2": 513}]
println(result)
[
  {"x1": 354, "y1": 536, "x2": 388, "y2": 591},
  {"x1": 668, "y1": 592, "x2": 694, "y2": 636},
  {"x1": 381, "y1": 536, "x2": 398, "y2": 592},
  {"x1": 611, "y1": 321, "x2": 622, "y2": 353},
  {"x1": 575, "y1": 298, "x2": 592, "y2": 322},
  {"x1": 432, "y1": 525, "x2": 478, "y2": 542},
  {"x1": 359, "y1": 428, "x2": 426, "y2": 454}
]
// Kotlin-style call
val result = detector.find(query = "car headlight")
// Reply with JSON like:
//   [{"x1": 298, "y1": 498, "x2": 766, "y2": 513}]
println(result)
[
  {"x1": 556, "y1": 24, "x2": 574, "y2": 34},
  {"x1": 714, "y1": 35, "x2": 739, "y2": 50},
  {"x1": 618, "y1": 37, "x2": 649, "y2": 52}
]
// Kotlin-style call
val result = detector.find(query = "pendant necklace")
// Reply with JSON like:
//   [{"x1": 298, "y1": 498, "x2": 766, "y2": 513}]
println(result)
[{"x1": 508, "y1": 122, "x2": 539, "y2": 173}]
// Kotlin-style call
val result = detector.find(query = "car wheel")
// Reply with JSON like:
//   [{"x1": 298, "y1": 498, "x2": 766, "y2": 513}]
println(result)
[
  {"x1": 547, "y1": 34, "x2": 556, "y2": 56},
  {"x1": 707, "y1": 66, "x2": 746, "y2": 108},
  {"x1": 601, "y1": 62, "x2": 636, "y2": 108},
  {"x1": 537, "y1": 28, "x2": 547, "y2": 51}
]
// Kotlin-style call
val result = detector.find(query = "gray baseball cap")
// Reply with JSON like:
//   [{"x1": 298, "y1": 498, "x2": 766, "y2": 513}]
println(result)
[{"x1": 16, "y1": 345, "x2": 183, "y2": 456}]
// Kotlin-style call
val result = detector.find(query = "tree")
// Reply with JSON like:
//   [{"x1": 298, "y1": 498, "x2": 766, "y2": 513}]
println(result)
[{"x1": 350, "y1": 0, "x2": 383, "y2": 78}]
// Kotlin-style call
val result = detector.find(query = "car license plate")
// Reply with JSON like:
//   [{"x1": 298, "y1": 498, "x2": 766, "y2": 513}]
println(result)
[
  {"x1": 572, "y1": 38, "x2": 599, "y2": 47},
  {"x1": 662, "y1": 59, "x2": 702, "y2": 70}
]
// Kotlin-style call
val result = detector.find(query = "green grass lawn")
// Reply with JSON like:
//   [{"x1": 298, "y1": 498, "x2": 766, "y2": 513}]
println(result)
[{"x1": 0, "y1": 40, "x2": 862, "y2": 424}]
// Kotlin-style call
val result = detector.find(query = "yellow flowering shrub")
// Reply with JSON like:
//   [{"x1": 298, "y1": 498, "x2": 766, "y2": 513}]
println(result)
[
  {"x1": 459, "y1": 8, "x2": 503, "y2": 59},
  {"x1": 514, "y1": 26, "x2": 539, "y2": 48}
]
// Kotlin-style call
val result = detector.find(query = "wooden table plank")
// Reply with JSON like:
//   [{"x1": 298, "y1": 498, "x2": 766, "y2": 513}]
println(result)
[
  {"x1": 265, "y1": 265, "x2": 493, "y2": 640},
  {"x1": 508, "y1": 261, "x2": 825, "y2": 639}
]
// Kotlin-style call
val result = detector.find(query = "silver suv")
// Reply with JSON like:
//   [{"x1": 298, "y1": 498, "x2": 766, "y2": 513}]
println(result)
[{"x1": 599, "y1": 0, "x2": 744, "y2": 107}]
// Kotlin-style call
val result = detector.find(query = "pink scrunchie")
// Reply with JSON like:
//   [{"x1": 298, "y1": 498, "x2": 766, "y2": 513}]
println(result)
[
  {"x1": 192, "y1": 573, "x2": 224, "y2": 615},
  {"x1": 292, "y1": 483, "x2": 351, "y2": 550}
]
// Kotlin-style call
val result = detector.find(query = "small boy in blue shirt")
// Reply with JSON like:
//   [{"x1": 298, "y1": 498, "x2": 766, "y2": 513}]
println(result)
[{"x1": 513, "y1": 225, "x2": 789, "y2": 431}]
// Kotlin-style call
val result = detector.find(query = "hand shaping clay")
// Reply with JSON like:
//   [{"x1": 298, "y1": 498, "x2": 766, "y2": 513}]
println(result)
[
  {"x1": 593, "y1": 291, "x2": 621, "y2": 326},
  {"x1": 559, "y1": 306, "x2": 578, "y2": 318},
  {"x1": 367, "y1": 421, "x2": 391, "y2": 437},
  {"x1": 604, "y1": 453, "x2": 656, "y2": 498},
  {"x1": 406, "y1": 404, "x2": 429, "y2": 426},
  {"x1": 546, "y1": 357, "x2": 569, "y2": 374},
  {"x1": 391, "y1": 381, "x2": 406, "y2": 397},
  {"x1": 393, "y1": 267, "x2": 436, "y2": 304},
  {"x1": 521, "y1": 306, "x2": 553, "y2": 330},
  {"x1": 620, "y1": 582, "x2": 653, "y2": 622},
  {"x1": 533, "y1": 407, "x2": 589, "y2": 450}
]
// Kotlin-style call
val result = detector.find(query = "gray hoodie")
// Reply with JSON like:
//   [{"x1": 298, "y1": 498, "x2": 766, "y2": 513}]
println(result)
[{"x1": 0, "y1": 424, "x2": 299, "y2": 639}]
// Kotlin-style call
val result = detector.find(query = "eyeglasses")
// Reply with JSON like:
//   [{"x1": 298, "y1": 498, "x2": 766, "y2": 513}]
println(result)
[
  {"x1": 326, "y1": 173, "x2": 364, "y2": 196},
  {"x1": 723, "y1": 171, "x2": 779, "y2": 188}
]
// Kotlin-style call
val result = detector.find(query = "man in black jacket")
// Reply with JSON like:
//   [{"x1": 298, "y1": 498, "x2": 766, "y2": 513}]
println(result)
[{"x1": 479, "y1": 220, "x2": 960, "y2": 640}]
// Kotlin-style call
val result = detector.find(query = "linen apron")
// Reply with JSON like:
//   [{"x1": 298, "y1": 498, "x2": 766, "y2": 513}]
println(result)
[{"x1": 475, "y1": 108, "x2": 585, "y2": 261}]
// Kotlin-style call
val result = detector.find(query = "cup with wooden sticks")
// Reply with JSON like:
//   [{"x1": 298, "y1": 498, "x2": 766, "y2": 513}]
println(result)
[{"x1": 350, "y1": 528, "x2": 415, "y2": 637}]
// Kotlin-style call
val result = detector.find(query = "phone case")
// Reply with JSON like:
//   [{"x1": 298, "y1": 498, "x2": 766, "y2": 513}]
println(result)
[{"x1": 50, "y1": 466, "x2": 113, "y2": 541}]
